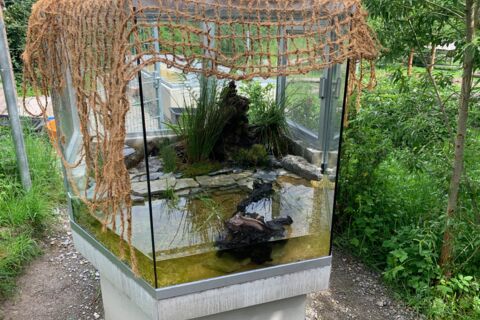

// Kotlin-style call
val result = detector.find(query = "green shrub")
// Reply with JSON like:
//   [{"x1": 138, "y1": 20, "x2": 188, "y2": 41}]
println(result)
[
  {"x1": 233, "y1": 144, "x2": 269, "y2": 167},
  {"x1": 335, "y1": 66, "x2": 479, "y2": 318}
]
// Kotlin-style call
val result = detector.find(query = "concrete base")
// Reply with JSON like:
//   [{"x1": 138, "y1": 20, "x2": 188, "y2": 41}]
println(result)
[
  {"x1": 102, "y1": 273, "x2": 306, "y2": 320},
  {"x1": 196, "y1": 295, "x2": 306, "y2": 320},
  {"x1": 101, "y1": 276, "x2": 150, "y2": 320},
  {"x1": 72, "y1": 221, "x2": 330, "y2": 320}
]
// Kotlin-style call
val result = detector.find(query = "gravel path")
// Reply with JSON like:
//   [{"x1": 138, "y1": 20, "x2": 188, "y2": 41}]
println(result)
[
  {"x1": 0, "y1": 209, "x2": 103, "y2": 320},
  {"x1": 0, "y1": 210, "x2": 421, "y2": 320},
  {"x1": 307, "y1": 249, "x2": 422, "y2": 320}
]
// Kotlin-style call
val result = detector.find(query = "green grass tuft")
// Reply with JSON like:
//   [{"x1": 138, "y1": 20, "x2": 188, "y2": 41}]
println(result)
[{"x1": 0, "y1": 125, "x2": 63, "y2": 299}]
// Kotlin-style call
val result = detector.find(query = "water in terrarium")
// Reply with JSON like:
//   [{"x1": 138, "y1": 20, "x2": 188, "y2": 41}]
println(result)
[{"x1": 72, "y1": 68, "x2": 341, "y2": 287}]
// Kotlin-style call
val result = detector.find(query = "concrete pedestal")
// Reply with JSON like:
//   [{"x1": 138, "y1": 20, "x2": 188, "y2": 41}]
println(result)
[
  {"x1": 101, "y1": 274, "x2": 306, "y2": 320},
  {"x1": 72, "y1": 221, "x2": 331, "y2": 320}
]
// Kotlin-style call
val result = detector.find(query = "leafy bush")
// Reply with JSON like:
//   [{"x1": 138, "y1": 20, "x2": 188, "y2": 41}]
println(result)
[
  {"x1": 169, "y1": 77, "x2": 232, "y2": 163},
  {"x1": 429, "y1": 275, "x2": 480, "y2": 319},
  {"x1": 336, "y1": 66, "x2": 479, "y2": 318},
  {"x1": 233, "y1": 144, "x2": 269, "y2": 167},
  {"x1": 240, "y1": 81, "x2": 289, "y2": 155}
]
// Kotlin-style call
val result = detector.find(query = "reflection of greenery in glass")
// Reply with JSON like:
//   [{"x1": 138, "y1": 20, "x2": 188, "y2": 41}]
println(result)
[
  {"x1": 286, "y1": 81, "x2": 321, "y2": 132},
  {"x1": 240, "y1": 81, "x2": 288, "y2": 155}
]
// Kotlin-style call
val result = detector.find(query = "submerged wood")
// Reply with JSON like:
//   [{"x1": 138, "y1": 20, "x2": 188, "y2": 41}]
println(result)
[{"x1": 216, "y1": 182, "x2": 293, "y2": 264}]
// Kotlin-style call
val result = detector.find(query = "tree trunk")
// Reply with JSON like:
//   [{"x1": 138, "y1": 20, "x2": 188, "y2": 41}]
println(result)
[
  {"x1": 428, "y1": 45, "x2": 437, "y2": 72},
  {"x1": 439, "y1": 0, "x2": 477, "y2": 276},
  {"x1": 407, "y1": 48, "x2": 414, "y2": 76}
]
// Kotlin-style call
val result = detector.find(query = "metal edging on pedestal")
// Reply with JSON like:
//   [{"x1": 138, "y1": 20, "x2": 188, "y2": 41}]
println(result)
[{"x1": 70, "y1": 219, "x2": 332, "y2": 301}]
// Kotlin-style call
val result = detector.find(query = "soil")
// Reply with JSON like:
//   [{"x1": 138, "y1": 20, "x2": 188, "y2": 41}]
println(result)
[{"x1": 0, "y1": 209, "x2": 421, "y2": 320}]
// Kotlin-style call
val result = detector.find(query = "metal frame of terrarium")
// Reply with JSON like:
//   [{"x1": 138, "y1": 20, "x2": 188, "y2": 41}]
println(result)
[{"x1": 53, "y1": 3, "x2": 353, "y2": 296}]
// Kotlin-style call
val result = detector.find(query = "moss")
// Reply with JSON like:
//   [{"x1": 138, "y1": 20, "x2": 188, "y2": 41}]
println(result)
[
  {"x1": 72, "y1": 201, "x2": 156, "y2": 286},
  {"x1": 179, "y1": 161, "x2": 223, "y2": 178},
  {"x1": 232, "y1": 144, "x2": 269, "y2": 167}
]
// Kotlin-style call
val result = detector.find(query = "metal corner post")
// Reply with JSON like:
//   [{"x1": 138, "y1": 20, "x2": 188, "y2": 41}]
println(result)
[{"x1": 0, "y1": 7, "x2": 32, "y2": 191}]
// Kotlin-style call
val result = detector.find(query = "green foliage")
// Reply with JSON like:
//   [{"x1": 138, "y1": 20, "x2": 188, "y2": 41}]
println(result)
[
  {"x1": 233, "y1": 144, "x2": 269, "y2": 167},
  {"x1": 3, "y1": 0, "x2": 35, "y2": 76},
  {"x1": 336, "y1": 67, "x2": 479, "y2": 318},
  {"x1": 240, "y1": 81, "x2": 288, "y2": 155},
  {"x1": 168, "y1": 77, "x2": 232, "y2": 163},
  {"x1": 159, "y1": 143, "x2": 177, "y2": 173},
  {"x1": 429, "y1": 275, "x2": 480, "y2": 319},
  {"x1": 0, "y1": 125, "x2": 63, "y2": 299},
  {"x1": 180, "y1": 161, "x2": 222, "y2": 178}
]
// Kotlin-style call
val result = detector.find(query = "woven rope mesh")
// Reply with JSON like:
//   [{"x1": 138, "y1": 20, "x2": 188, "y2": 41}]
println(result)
[{"x1": 22, "y1": 0, "x2": 377, "y2": 275}]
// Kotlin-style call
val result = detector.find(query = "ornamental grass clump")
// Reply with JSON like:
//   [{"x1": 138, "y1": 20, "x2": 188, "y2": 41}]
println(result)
[{"x1": 169, "y1": 77, "x2": 232, "y2": 163}]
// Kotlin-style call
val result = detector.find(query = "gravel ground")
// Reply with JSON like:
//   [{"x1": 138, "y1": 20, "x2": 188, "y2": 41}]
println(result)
[
  {"x1": 0, "y1": 209, "x2": 103, "y2": 320},
  {"x1": 1, "y1": 209, "x2": 421, "y2": 320},
  {"x1": 307, "y1": 249, "x2": 423, "y2": 320}
]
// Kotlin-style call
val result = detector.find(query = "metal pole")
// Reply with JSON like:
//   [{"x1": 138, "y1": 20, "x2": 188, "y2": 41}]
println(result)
[
  {"x1": 0, "y1": 6, "x2": 32, "y2": 190},
  {"x1": 152, "y1": 25, "x2": 164, "y2": 129}
]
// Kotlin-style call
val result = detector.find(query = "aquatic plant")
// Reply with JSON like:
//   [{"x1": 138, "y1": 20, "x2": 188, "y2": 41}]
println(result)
[{"x1": 169, "y1": 77, "x2": 232, "y2": 163}]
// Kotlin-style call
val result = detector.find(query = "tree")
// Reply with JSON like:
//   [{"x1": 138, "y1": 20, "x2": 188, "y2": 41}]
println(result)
[
  {"x1": 3, "y1": 0, "x2": 35, "y2": 76},
  {"x1": 363, "y1": 0, "x2": 460, "y2": 71},
  {"x1": 362, "y1": 0, "x2": 480, "y2": 277},
  {"x1": 439, "y1": 0, "x2": 479, "y2": 276}
]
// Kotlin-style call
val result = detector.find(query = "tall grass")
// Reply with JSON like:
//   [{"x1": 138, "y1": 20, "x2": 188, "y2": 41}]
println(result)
[
  {"x1": 0, "y1": 124, "x2": 63, "y2": 299},
  {"x1": 169, "y1": 77, "x2": 232, "y2": 163}
]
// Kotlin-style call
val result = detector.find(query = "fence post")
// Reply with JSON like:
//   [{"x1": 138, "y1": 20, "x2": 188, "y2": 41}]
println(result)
[{"x1": 0, "y1": 5, "x2": 32, "y2": 191}]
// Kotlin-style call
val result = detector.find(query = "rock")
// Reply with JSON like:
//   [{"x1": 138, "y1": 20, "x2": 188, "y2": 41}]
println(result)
[
  {"x1": 281, "y1": 155, "x2": 322, "y2": 181},
  {"x1": 195, "y1": 175, "x2": 236, "y2": 189},
  {"x1": 237, "y1": 177, "x2": 255, "y2": 192},
  {"x1": 230, "y1": 170, "x2": 253, "y2": 181},
  {"x1": 253, "y1": 170, "x2": 277, "y2": 183},
  {"x1": 174, "y1": 178, "x2": 199, "y2": 191},
  {"x1": 174, "y1": 173, "x2": 184, "y2": 179},
  {"x1": 123, "y1": 146, "x2": 143, "y2": 169},
  {"x1": 131, "y1": 195, "x2": 145, "y2": 204},
  {"x1": 268, "y1": 155, "x2": 282, "y2": 168},
  {"x1": 129, "y1": 172, "x2": 144, "y2": 182},
  {"x1": 376, "y1": 299, "x2": 387, "y2": 307},
  {"x1": 135, "y1": 156, "x2": 162, "y2": 173},
  {"x1": 131, "y1": 177, "x2": 176, "y2": 196},
  {"x1": 208, "y1": 168, "x2": 234, "y2": 176},
  {"x1": 138, "y1": 172, "x2": 170, "y2": 182}
]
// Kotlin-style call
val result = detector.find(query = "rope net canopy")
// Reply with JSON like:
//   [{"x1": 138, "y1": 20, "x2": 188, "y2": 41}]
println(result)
[{"x1": 23, "y1": 0, "x2": 377, "y2": 276}]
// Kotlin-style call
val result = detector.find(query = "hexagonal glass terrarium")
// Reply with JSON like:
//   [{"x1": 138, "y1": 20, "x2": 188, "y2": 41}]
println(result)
[{"x1": 44, "y1": 0, "x2": 356, "y2": 290}]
